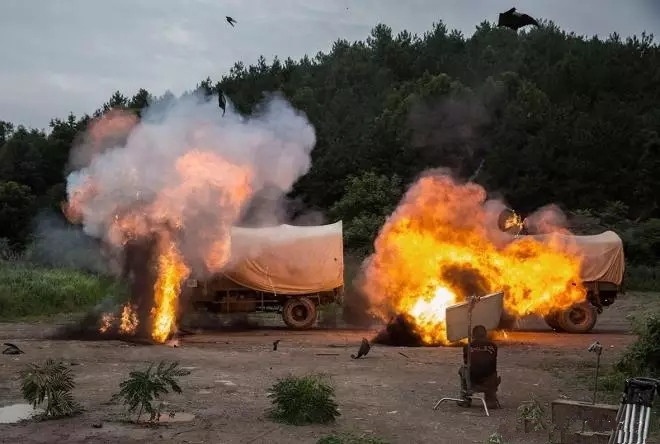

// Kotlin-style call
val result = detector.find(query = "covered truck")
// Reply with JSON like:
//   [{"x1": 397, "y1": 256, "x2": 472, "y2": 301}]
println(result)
[
  {"x1": 183, "y1": 221, "x2": 344, "y2": 329},
  {"x1": 528, "y1": 230, "x2": 625, "y2": 333}
]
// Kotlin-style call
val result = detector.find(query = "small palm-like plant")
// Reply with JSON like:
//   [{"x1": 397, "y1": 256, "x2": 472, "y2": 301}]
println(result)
[
  {"x1": 267, "y1": 374, "x2": 340, "y2": 425},
  {"x1": 112, "y1": 360, "x2": 190, "y2": 423},
  {"x1": 20, "y1": 359, "x2": 81, "y2": 419}
]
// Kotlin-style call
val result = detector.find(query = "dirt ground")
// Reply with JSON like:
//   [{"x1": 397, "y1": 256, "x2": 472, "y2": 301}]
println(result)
[{"x1": 0, "y1": 293, "x2": 655, "y2": 444}]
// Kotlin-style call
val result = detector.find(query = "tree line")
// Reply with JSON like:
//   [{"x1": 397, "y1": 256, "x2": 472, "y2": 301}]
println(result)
[{"x1": 0, "y1": 20, "x2": 658, "y2": 283}]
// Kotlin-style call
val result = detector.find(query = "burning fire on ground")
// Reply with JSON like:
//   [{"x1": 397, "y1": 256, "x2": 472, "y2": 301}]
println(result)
[{"x1": 363, "y1": 172, "x2": 586, "y2": 346}]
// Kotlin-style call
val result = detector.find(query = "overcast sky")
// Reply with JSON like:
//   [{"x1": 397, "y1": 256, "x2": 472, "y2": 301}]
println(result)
[{"x1": 2, "y1": 0, "x2": 659, "y2": 130}]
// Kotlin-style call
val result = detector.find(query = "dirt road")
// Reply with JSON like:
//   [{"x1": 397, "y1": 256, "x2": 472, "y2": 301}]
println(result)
[{"x1": 0, "y1": 294, "x2": 651, "y2": 444}]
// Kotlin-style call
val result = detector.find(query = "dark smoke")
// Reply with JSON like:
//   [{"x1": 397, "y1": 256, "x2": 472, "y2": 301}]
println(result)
[{"x1": 373, "y1": 314, "x2": 424, "y2": 347}]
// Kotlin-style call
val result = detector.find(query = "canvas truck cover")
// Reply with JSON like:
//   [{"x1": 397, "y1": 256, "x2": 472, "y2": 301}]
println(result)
[
  {"x1": 218, "y1": 221, "x2": 344, "y2": 295},
  {"x1": 528, "y1": 230, "x2": 625, "y2": 286}
]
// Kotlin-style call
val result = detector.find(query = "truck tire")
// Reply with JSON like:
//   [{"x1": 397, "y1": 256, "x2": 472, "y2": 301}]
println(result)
[
  {"x1": 543, "y1": 312, "x2": 563, "y2": 331},
  {"x1": 282, "y1": 297, "x2": 317, "y2": 329},
  {"x1": 556, "y1": 302, "x2": 598, "y2": 333}
]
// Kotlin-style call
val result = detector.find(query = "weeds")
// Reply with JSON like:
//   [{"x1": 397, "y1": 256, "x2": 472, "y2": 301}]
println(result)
[
  {"x1": 317, "y1": 433, "x2": 389, "y2": 444},
  {"x1": 20, "y1": 359, "x2": 81, "y2": 419},
  {"x1": 615, "y1": 313, "x2": 660, "y2": 377},
  {"x1": 267, "y1": 374, "x2": 340, "y2": 425},
  {"x1": 112, "y1": 361, "x2": 190, "y2": 423},
  {"x1": 485, "y1": 433, "x2": 507, "y2": 444},
  {"x1": 517, "y1": 398, "x2": 546, "y2": 432}
]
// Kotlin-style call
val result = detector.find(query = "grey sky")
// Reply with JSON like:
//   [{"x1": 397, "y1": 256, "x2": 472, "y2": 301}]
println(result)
[{"x1": 2, "y1": 0, "x2": 659, "y2": 131}]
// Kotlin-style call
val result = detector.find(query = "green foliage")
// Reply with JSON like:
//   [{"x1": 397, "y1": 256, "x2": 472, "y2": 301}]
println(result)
[
  {"x1": 329, "y1": 172, "x2": 403, "y2": 253},
  {"x1": 615, "y1": 313, "x2": 660, "y2": 377},
  {"x1": 485, "y1": 433, "x2": 507, "y2": 444},
  {"x1": 267, "y1": 374, "x2": 340, "y2": 425},
  {"x1": 517, "y1": 398, "x2": 546, "y2": 432},
  {"x1": 317, "y1": 433, "x2": 389, "y2": 444},
  {"x1": 20, "y1": 359, "x2": 81, "y2": 419},
  {"x1": 0, "y1": 260, "x2": 126, "y2": 319},
  {"x1": 112, "y1": 361, "x2": 191, "y2": 423}
]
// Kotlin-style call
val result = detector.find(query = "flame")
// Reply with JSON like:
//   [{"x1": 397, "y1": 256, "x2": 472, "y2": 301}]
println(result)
[
  {"x1": 99, "y1": 313, "x2": 115, "y2": 333},
  {"x1": 119, "y1": 303, "x2": 139, "y2": 335},
  {"x1": 151, "y1": 239, "x2": 190, "y2": 343},
  {"x1": 362, "y1": 173, "x2": 586, "y2": 345},
  {"x1": 504, "y1": 212, "x2": 523, "y2": 232}
]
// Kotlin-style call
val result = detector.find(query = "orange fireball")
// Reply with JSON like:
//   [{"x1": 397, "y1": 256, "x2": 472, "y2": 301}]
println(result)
[{"x1": 362, "y1": 172, "x2": 585, "y2": 345}]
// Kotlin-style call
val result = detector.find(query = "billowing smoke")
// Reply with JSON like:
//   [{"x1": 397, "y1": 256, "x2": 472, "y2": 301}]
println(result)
[
  {"x1": 25, "y1": 211, "x2": 111, "y2": 274},
  {"x1": 64, "y1": 92, "x2": 316, "y2": 277}
]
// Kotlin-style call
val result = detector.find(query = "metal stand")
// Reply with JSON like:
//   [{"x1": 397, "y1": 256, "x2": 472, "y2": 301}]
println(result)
[
  {"x1": 588, "y1": 341, "x2": 603, "y2": 404},
  {"x1": 608, "y1": 377, "x2": 659, "y2": 444},
  {"x1": 433, "y1": 295, "x2": 490, "y2": 417}
]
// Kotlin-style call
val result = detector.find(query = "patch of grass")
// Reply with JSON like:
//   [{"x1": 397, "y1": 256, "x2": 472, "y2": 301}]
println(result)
[
  {"x1": 112, "y1": 361, "x2": 191, "y2": 423},
  {"x1": 20, "y1": 358, "x2": 82, "y2": 419},
  {"x1": 317, "y1": 433, "x2": 389, "y2": 444},
  {"x1": 0, "y1": 260, "x2": 126, "y2": 319},
  {"x1": 267, "y1": 374, "x2": 340, "y2": 426}
]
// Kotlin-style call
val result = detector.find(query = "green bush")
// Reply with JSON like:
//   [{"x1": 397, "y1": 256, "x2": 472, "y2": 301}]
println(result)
[
  {"x1": 0, "y1": 260, "x2": 126, "y2": 319},
  {"x1": 267, "y1": 374, "x2": 340, "y2": 426},
  {"x1": 615, "y1": 313, "x2": 660, "y2": 377},
  {"x1": 20, "y1": 358, "x2": 81, "y2": 419},
  {"x1": 112, "y1": 361, "x2": 191, "y2": 423},
  {"x1": 318, "y1": 433, "x2": 389, "y2": 444}
]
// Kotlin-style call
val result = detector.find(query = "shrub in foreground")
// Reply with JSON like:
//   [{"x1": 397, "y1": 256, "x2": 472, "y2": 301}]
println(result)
[
  {"x1": 20, "y1": 358, "x2": 81, "y2": 419},
  {"x1": 112, "y1": 360, "x2": 191, "y2": 423},
  {"x1": 268, "y1": 374, "x2": 340, "y2": 425},
  {"x1": 615, "y1": 313, "x2": 660, "y2": 377}
]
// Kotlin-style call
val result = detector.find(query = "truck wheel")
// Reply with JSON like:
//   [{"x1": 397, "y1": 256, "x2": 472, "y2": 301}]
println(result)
[
  {"x1": 556, "y1": 302, "x2": 597, "y2": 333},
  {"x1": 544, "y1": 312, "x2": 563, "y2": 331},
  {"x1": 282, "y1": 297, "x2": 317, "y2": 329}
]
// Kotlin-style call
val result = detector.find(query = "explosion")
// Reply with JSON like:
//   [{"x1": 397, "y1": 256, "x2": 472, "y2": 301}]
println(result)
[
  {"x1": 64, "y1": 92, "x2": 316, "y2": 343},
  {"x1": 363, "y1": 172, "x2": 586, "y2": 345}
]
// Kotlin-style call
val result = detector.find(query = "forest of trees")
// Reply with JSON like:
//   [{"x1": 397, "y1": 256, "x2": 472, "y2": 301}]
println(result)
[{"x1": 0, "y1": 21, "x2": 658, "y2": 286}]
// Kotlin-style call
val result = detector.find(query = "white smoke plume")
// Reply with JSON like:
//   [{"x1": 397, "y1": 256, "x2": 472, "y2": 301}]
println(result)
[{"x1": 64, "y1": 91, "x2": 316, "y2": 276}]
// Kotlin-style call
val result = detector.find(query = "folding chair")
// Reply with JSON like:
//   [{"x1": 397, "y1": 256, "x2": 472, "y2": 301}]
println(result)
[
  {"x1": 432, "y1": 363, "x2": 491, "y2": 416},
  {"x1": 608, "y1": 377, "x2": 659, "y2": 444}
]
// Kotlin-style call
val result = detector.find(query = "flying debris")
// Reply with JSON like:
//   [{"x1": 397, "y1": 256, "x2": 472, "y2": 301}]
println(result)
[
  {"x1": 218, "y1": 91, "x2": 226, "y2": 116},
  {"x1": 2, "y1": 343, "x2": 24, "y2": 355},
  {"x1": 468, "y1": 159, "x2": 485, "y2": 182},
  {"x1": 273, "y1": 339, "x2": 281, "y2": 351},
  {"x1": 226, "y1": 16, "x2": 237, "y2": 27},
  {"x1": 497, "y1": 7, "x2": 540, "y2": 30},
  {"x1": 351, "y1": 338, "x2": 371, "y2": 359}
]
